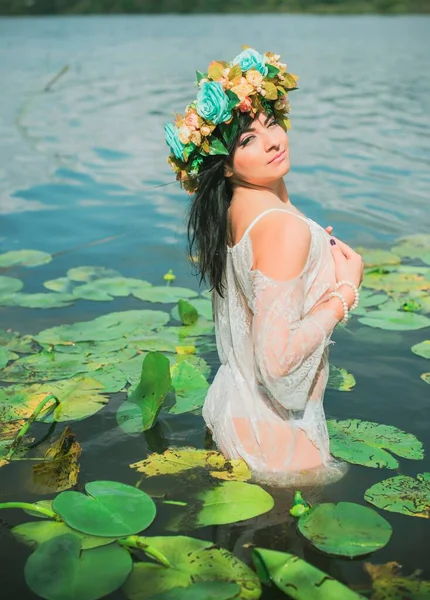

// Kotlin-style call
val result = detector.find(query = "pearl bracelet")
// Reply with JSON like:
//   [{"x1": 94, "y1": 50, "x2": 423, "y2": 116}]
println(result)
[
  {"x1": 328, "y1": 291, "x2": 349, "y2": 324},
  {"x1": 336, "y1": 280, "x2": 360, "y2": 311}
]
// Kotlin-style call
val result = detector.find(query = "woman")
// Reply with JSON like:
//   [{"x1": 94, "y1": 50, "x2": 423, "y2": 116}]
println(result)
[{"x1": 165, "y1": 48, "x2": 363, "y2": 485}]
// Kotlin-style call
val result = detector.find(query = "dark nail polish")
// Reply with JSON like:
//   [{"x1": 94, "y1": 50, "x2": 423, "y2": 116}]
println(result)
[{"x1": 330, "y1": 239, "x2": 336, "y2": 246}]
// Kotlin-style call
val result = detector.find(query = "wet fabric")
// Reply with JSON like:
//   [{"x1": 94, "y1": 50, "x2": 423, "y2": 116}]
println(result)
[{"x1": 203, "y1": 207, "x2": 347, "y2": 486}]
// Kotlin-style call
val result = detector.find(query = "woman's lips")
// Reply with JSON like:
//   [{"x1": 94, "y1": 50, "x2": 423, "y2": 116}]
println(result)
[{"x1": 268, "y1": 150, "x2": 286, "y2": 164}]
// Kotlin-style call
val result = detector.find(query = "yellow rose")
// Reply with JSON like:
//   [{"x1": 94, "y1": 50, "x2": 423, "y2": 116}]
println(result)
[
  {"x1": 200, "y1": 124, "x2": 212, "y2": 137},
  {"x1": 231, "y1": 77, "x2": 254, "y2": 102},
  {"x1": 190, "y1": 130, "x2": 202, "y2": 146},
  {"x1": 178, "y1": 125, "x2": 192, "y2": 144},
  {"x1": 245, "y1": 70, "x2": 263, "y2": 87}
]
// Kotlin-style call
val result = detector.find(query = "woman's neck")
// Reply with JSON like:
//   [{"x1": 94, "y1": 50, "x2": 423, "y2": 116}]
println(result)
[{"x1": 232, "y1": 177, "x2": 291, "y2": 206}]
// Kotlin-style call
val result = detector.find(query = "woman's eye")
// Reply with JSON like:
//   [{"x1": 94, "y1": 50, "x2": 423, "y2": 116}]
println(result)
[
  {"x1": 240, "y1": 135, "x2": 254, "y2": 147},
  {"x1": 268, "y1": 120, "x2": 278, "y2": 127}
]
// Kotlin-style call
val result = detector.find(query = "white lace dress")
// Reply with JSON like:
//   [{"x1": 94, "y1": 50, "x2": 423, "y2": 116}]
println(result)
[{"x1": 203, "y1": 207, "x2": 347, "y2": 487}]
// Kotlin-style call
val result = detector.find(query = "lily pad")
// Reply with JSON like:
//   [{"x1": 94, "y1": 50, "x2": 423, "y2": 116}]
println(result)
[
  {"x1": 74, "y1": 277, "x2": 151, "y2": 299},
  {"x1": 52, "y1": 481, "x2": 156, "y2": 537},
  {"x1": 72, "y1": 283, "x2": 114, "y2": 301},
  {"x1": 117, "y1": 352, "x2": 171, "y2": 434},
  {"x1": 0, "y1": 351, "x2": 88, "y2": 382},
  {"x1": 327, "y1": 419, "x2": 424, "y2": 468},
  {"x1": 362, "y1": 268, "x2": 430, "y2": 294},
  {"x1": 130, "y1": 447, "x2": 251, "y2": 482},
  {"x1": 364, "y1": 472, "x2": 430, "y2": 518},
  {"x1": 357, "y1": 289, "x2": 388, "y2": 309},
  {"x1": 356, "y1": 247, "x2": 401, "y2": 268},
  {"x1": 151, "y1": 582, "x2": 240, "y2": 600},
  {"x1": 0, "y1": 275, "x2": 23, "y2": 294},
  {"x1": 167, "y1": 481, "x2": 274, "y2": 530},
  {"x1": 133, "y1": 286, "x2": 199, "y2": 304},
  {"x1": 35, "y1": 310, "x2": 170, "y2": 345},
  {"x1": 0, "y1": 329, "x2": 38, "y2": 353},
  {"x1": 358, "y1": 310, "x2": 430, "y2": 331},
  {"x1": 66, "y1": 266, "x2": 121, "y2": 282},
  {"x1": 171, "y1": 298, "x2": 213, "y2": 322},
  {"x1": 122, "y1": 535, "x2": 261, "y2": 600},
  {"x1": 25, "y1": 533, "x2": 132, "y2": 600},
  {"x1": 0, "y1": 347, "x2": 18, "y2": 368},
  {"x1": 13, "y1": 521, "x2": 116, "y2": 550},
  {"x1": 252, "y1": 548, "x2": 363, "y2": 599},
  {"x1": 6, "y1": 293, "x2": 75, "y2": 309},
  {"x1": 327, "y1": 365, "x2": 356, "y2": 392},
  {"x1": 44, "y1": 277, "x2": 75, "y2": 293},
  {"x1": 412, "y1": 340, "x2": 430, "y2": 359},
  {"x1": 364, "y1": 561, "x2": 430, "y2": 599},
  {"x1": 297, "y1": 502, "x2": 392, "y2": 557},
  {"x1": 0, "y1": 249, "x2": 52, "y2": 268},
  {"x1": 421, "y1": 373, "x2": 430, "y2": 384},
  {"x1": 169, "y1": 361, "x2": 209, "y2": 414}
]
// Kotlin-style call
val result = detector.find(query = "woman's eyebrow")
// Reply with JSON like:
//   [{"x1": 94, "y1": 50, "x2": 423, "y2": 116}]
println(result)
[{"x1": 240, "y1": 116, "x2": 275, "y2": 136}]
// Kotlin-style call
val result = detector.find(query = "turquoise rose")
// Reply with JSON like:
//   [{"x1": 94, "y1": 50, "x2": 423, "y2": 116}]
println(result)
[
  {"x1": 196, "y1": 81, "x2": 232, "y2": 125},
  {"x1": 164, "y1": 123, "x2": 185, "y2": 160},
  {"x1": 232, "y1": 48, "x2": 268, "y2": 76}
]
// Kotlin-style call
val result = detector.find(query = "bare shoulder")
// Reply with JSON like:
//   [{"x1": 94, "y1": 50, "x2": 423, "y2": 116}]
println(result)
[{"x1": 249, "y1": 209, "x2": 312, "y2": 281}]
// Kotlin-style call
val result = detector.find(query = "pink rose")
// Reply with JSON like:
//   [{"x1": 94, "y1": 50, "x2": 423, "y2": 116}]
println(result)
[
  {"x1": 184, "y1": 111, "x2": 200, "y2": 130},
  {"x1": 239, "y1": 97, "x2": 252, "y2": 113}
]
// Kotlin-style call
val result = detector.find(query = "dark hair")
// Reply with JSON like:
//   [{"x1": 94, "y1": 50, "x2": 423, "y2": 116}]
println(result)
[{"x1": 187, "y1": 112, "x2": 253, "y2": 298}]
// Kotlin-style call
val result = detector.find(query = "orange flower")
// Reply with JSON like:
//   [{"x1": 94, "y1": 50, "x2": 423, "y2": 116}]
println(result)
[
  {"x1": 239, "y1": 97, "x2": 252, "y2": 112},
  {"x1": 245, "y1": 69, "x2": 263, "y2": 88},
  {"x1": 231, "y1": 77, "x2": 254, "y2": 102}
]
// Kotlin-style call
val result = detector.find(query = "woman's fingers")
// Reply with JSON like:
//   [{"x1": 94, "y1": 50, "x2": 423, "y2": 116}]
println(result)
[
  {"x1": 330, "y1": 236, "x2": 356, "y2": 259},
  {"x1": 325, "y1": 226, "x2": 333, "y2": 234}
]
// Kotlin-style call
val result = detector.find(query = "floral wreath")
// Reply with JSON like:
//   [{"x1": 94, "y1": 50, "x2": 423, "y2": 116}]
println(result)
[{"x1": 164, "y1": 46, "x2": 299, "y2": 194}]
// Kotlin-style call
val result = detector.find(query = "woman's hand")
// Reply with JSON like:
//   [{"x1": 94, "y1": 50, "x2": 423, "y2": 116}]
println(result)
[{"x1": 329, "y1": 235, "x2": 364, "y2": 308}]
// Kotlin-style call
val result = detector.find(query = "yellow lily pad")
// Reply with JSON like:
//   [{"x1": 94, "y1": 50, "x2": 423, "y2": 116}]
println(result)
[{"x1": 130, "y1": 447, "x2": 251, "y2": 482}]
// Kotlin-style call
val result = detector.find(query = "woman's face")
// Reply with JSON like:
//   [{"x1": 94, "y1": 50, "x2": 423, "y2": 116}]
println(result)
[{"x1": 227, "y1": 112, "x2": 290, "y2": 186}]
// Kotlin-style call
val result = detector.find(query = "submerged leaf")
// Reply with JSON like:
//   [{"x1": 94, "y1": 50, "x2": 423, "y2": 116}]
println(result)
[
  {"x1": 130, "y1": 447, "x2": 251, "y2": 482},
  {"x1": 252, "y1": 548, "x2": 364, "y2": 599},
  {"x1": 66, "y1": 266, "x2": 121, "y2": 282},
  {"x1": 123, "y1": 535, "x2": 261, "y2": 600},
  {"x1": 364, "y1": 561, "x2": 430, "y2": 599},
  {"x1": 169, "y1": 361, "x2": 209, "y2": 414},
  {"x1": 364, "y1": 472, "x2": 430, "y2": 518},
  {"x1": 167, "y1": 481, "x2": 274, "y2": 530},
  {"x1": 32, "y1": 427, "x2": 81, "y2": 493},
  {"x1": 52, "y1": 481, "x2": 156, "y2": 537},
  {"x1": 25, "y1": 533, "x2": 132, "y2": 600},
  {"x1": 297, "y1": 502, "x2": 392, "y2": 557},
  {"x1": 327, "y1": 365, "x2": 356, "y2": 391},
  {"x1": 328, "y1": 419, "x2": 424, "y2": 468}
]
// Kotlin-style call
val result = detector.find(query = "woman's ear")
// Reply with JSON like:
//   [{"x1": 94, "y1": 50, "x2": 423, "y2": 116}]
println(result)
[{"x1": 224, "y1": 164, "x2": 234, "y2": 178}]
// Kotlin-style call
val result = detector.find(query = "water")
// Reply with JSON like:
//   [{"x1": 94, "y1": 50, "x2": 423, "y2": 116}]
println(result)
[{"x1": 0, "y1": 14, "x2": 429, "y2": 598}]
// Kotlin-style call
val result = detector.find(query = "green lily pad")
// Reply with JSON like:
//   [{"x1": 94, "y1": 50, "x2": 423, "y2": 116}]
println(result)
[
  {"x1": 72, "y1": 283, "x2": 114, "y2": 301},
  {"x1": 297, "y1": 502, "x2": 392, "y2": 557},
  {"x1": 364, "y1": 560, "x2": 430, "y2": 599},
  {"x1": 0, "y1": 352, "x2": 88, "y2": 383},
  {"x1": 171, "y1": 298, "x2": 213, "y2": 322},
  {"x1": 0, "y1": 249, "x2": 52, "y2": 268},
  {"x1": 177, "y1": 299, "x2": 199, "y2": 325},
  {"x1": 362, "y1": 268, "x2": 430, "y2": 294},
  {"x1": 66, "y1": 266, "x2": 121, "y2": 282},
  {"x1": 391, "y1": 233, "x2": 430, "y2": 261},
  {"x1": 377, "y1": 297, "x2": 424, "y2": 313},
  {"x1": 364, "y1": 472, "x2": 430, "y2": 518},
  {"x1": 252, "y1": 547, "x2": 364, "y2": 599},
  {"x1": 133, "y1": 286, "x2": 199, "y2": 303},
  {"x1": 151, "y1": 582, "x2": 240, "y2": 600},
  {"x1": 25, "y1": 533, "x2": 132, "y2": 600},
  {"x1": 357, "y1": 289, "x2": 388, "y2": 309},
  {"x1": 117, "y1": 352, "x2": 171, "y2": 433},
  {"x1": 130, "y1": 447, "x2": 251, "y2": 482},
  {"x1": 169, "y1": 354, "x2": 212, "y2": 379},
  {"x1": 0, "y1": 329, "x2": 38, "y2": 353},
  {"x1": 43, "y1": 277, "x2": 75, "y2": 293},
  {"x1": 52, "y1": 481, "x2": 156, "y2": 537},
  {"x1": 6, "y1": 293, "x2": 76, "y2": 309},
  {"x1": 421, "y1": 373, "x2": 430, "y2": 384},
  {"x1": 328, "y1": 419, "x2": 424, "y2": 468},
  {"x1": 0, "y1": 275, "x2": 23, "y2": 294},
  {"x1": 35, "y1": 310, "x2": 169, "y2": 345},
  {"x1": 91, "y1": 365, "x2": 128, "y2": 393},
  {"x1": 327, "y1": 365, "x2": 356, "y2": 392},
  {"x1": 13, "y1": 521, "x2": 116, "y2": 550},
  {"x1": 356, "y1": 247, "x2": 401, "y2": 268},
  {"x1": 167, "y1": 481, "x2": 274, "y2": 530},
  {"x1": 169, "y1": 360, "x2": 209, "y2": 414},
  {"x1": 127, "y1": 328, "x2": 185, "y2": 353},
  {"x1": 411, "y1": 340, "x2": 430, "y2": 359},
  {"x1": 358, "y1": 310, "x2": 430, "y2": 330},
  {"x1": 122, "y1": 535, "x2": 261, "y2": 600},
  {"x1": 73, "y1": 277, "x2": 152, "y2": 300},
  {"x1": 0, "y1": 347, "x2": 18, "y2": 368}
]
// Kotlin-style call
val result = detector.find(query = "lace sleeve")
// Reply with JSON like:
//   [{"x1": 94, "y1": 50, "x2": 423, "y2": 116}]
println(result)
[{"x1": 251, "y1": 271, "x2": 339, "y2": 411}]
